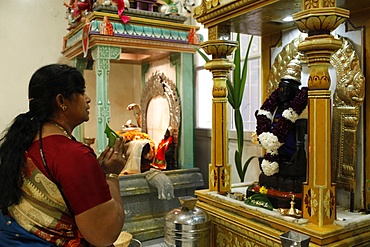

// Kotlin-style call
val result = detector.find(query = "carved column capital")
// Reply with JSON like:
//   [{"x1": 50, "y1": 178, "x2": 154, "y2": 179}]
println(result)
[
  {"x1": 201, "y1": 40, "x2": 237, "y2": 98},
  {"x1": 293, "y1": 5, "x2": 349, "y2": 90}
]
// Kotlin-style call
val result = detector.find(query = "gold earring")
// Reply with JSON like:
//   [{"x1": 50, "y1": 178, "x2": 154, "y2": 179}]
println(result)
[{"x1": 61, "y1": 105, "x2": 67, "y2": 111}]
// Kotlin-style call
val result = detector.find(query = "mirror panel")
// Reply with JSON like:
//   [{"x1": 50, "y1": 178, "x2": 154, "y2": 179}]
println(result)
[
  {"x1": 147, "y1": 96, "x2": 170, "y2": 145},
  {"x1": 141, "y1": 71, "x2": 181, "y2": 167}
]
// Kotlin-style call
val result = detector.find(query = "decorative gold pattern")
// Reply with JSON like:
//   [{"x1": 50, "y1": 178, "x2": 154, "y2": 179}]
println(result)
[
  {"x1": 303, "y1": 0, "x2": 319, "y2": 10},
  {"x1": 208, "y1": 27, "x2": 217, "y2": 41},
  {"x1": 201, "y1": 40, "x2": 238, "y2": 59},
  {"x1": 220, "y1": 166, "x2": 230, "y2": 188},
  {"x1": 213, "y1": 86, "x2": 227, "y2": 97},
  {"x1": 209, "y1": 164, "x2": 217, "y2": 189},
  {"x1": 194, "y1": 0, "x2": 258, "y2": 24},
  {"x1": 308, "y1": 74, "x2": 330, "y2": 88},
  {"x1": 304, "y1": 188, "x2": 317, "y2": 217},
  {"x1": 331, "y1": 36, "x2": 365, "y2": 106},
  {"x1": 212, "y1": 216, "x2": 281, "y2": 247},
  {"x1": 28, "y1": 174, "x2": 66, "y2": 209},
  {"x1": 303, "y1": 0, "x2": 336, "y2": 9},
  {"x1": 331, "y1": 36, "x2": 365, "y2": 192},
  {"x1": 294, "y1": 8, "x2": 349, "y2": 34},
  {"x1": 323, "y1": 189, "x2": 335, "y2": 218}
]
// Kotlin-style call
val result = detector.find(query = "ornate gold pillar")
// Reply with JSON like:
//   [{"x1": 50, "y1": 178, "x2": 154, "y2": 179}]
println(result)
[
  {"x1": 200, "y1": 27, "x2": 237, "y2": 193},
  {"x1": 293, "y1": 0, "x2": 349, "y2": 226}
]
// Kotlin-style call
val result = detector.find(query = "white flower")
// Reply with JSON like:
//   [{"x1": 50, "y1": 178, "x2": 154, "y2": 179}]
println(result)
[
  {"x1": 258, "y1": 132, "x2": 282, "y2": 152},
  {"x1": 261, "y1": 159, "x2": 279, "y2": 176},
  {"x1": 257, "y1": 109, "x2": 273, "y2": 121},
  {"x1": 282, "y1": 107, "x2": 299, "y2": 123}
]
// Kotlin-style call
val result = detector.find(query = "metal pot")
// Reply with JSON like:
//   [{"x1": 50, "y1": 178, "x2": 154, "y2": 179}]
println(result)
[
  {"x1": 164, "y1": 196, "x2": 210, "y2": 247},
  {"x1": 280, "y1": 230, "x2": 310, "y2": 247}
]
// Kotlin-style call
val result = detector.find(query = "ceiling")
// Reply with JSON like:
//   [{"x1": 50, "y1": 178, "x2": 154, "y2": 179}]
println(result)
[{"x1": 217, "y1": 0, "x2": 370, "y2": 36}]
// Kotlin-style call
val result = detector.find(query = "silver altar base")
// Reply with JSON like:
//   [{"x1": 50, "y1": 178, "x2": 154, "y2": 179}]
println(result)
[{"x1": 119, "y1": 168, "x2": 204, "y2": 241}]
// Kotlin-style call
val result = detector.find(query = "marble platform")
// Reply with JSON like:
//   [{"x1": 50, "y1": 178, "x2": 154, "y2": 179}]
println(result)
[{"x1": 195, "y1": 189, "x2": 370, "y2": 246}]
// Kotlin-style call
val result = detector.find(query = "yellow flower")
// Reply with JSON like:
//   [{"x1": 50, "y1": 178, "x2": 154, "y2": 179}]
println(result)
[
  {"x1": 259, "y1": 186, "x2": 268, "y2": 194},
  {"x1": 251, "y1": 132, "x2": 259, "y2": 144},
  {"x1": 122, "y1": 131, "x2": 151, "y2": 142}
]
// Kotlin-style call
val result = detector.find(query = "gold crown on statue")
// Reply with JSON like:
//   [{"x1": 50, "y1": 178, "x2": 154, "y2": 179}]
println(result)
[{"x1": 281, "y1": 57, "x2": 302, "y2": 85}]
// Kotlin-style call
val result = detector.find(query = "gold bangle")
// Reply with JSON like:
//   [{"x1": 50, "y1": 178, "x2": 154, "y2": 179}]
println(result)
[{"x1": 105, "y1": 173, "x2": 119, "y2": 179}]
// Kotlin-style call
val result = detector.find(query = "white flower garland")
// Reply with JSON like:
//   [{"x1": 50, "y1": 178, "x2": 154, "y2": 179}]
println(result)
[
  {"x1": 256, "y1": 87, "x2": 308, "y2": 177},
  {"x1": 282, "y1": 107, "x2": 299, "y2": 123},
  {"x1": 257, "y1": 109, "x2": 273, "y2": 121},
  {"x1": 258, "y1": 132, "x2": 281, "y2": 153},
  {"x1": 261, "y1": 159, "x2": 279, "y2": 176},
  {"x1": 258, "y1": 108, "x2": 299, "y2": 176}
]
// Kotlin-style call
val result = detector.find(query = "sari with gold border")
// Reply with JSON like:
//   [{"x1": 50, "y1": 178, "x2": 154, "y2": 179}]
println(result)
[{"x1": 7, "y1": 154, "x2": 85, "y2": 247}]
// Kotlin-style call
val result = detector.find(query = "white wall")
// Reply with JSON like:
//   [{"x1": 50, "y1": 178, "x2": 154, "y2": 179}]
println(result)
[
  {"x1": 83, "y1": 63, "x2": 142, "y2": 151},
  {"x1": 0, "y1": 1, "x2": 69, "y2": 132},
  {"x1": 0, "y1": 2, "x2": 181, "y2": 153}
]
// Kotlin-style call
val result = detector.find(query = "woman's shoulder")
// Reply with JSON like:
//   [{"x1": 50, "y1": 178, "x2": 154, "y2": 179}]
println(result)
[
  {"x1": 41, "y1": 135, "x2": 97, "y2": 160},
  {"x1": 46, "y1": 135, "x2": 92, "y2": 149}
]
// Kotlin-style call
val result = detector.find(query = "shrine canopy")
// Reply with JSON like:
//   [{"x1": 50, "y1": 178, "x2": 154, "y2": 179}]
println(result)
[{"x1": 62, "y1": 2, "x2": 201, "y2": 63}]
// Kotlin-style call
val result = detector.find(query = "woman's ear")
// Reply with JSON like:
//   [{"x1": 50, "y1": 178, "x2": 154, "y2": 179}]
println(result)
[
  {"x1": 55, "y1": 94, "x2": 68, "y2": 112},
  {"x1": 56, "y1": 94, "x2": 65, "y2": 106}
]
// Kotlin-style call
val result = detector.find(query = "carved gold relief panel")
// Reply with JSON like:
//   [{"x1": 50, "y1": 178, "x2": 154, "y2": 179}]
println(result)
[
  {"x1": 331, "y1": 37, "x2": 365, "y2": 191},
  {"x1": 212, "y1": 219, "x2": 281, "y2": 247}
]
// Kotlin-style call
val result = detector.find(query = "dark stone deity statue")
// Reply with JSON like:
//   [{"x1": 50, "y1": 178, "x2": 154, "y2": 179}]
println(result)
[{"x1": 249, "y1": 58, "x2": 308, "y2": 208}]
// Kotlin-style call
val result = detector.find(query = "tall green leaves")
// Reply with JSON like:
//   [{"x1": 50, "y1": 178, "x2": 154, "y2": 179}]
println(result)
[
  {"x1": 229, "y1": 34, "x2": 255, "y2": 182},
  {"x1": 195, "y1": 34, "x2": 256, "y2": 182}
]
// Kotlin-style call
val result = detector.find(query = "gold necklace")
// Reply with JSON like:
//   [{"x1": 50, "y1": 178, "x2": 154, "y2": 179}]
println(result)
[{"x1": 50, "y1": 121, "x2": 72, "y2": 139}]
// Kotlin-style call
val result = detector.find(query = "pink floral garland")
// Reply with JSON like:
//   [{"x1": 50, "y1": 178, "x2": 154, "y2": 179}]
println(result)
[{"x1": 256, "y1": 86, "x2": 308, "y2": 176}]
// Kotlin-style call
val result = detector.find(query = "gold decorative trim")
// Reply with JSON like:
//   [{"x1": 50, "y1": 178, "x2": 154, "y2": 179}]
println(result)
[
  {"x1": 194, "y1": 0, "x2": 268, "y2": 27},
  {"x1": 212, "y1": 215, "x2": 281, "y2": 247},
  {"x1": 209, "y1": 164, "x2": 218, "y2": 189}
]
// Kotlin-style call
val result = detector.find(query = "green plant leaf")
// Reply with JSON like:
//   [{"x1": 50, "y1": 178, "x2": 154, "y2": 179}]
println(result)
[
  {"x1": 233, "y1": 34, "x2": 241, "y2": 107},
  {"x1": 234, "y1": 109, "x2": 244, "y2": 152},
  {"x1": 242, "y1": 156, "x2": 258, "y2": 178},
  {"x1": 234, "y1": 150, "x2": 242, "y2": 181},
  {"x1": 239, "y1": 36, "x2": 254, "y2": 102},
  {"x1": 226, "y1": 78, "x2": 235, "y2": 108},
  {"x1": 193, "y1": 47, "x2": 210, "y2": 63},
  {"x1": 104, "y1": 123, "x2": 120, "y2": 147},
  {"x1": 245, "y1": 194, "x2": 273, "y2": 211},
  {"x1": 193, "y1": 35, "x2": 256, "y2": 182}
]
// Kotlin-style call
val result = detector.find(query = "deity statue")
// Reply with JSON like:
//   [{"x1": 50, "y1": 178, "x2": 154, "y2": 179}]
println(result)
[
  {"x1": 251, "y1": 58, "x2": 308, "y2": 208},
  {"x1": 152, "y1": 127, "x2": 176, "y2": 170}
]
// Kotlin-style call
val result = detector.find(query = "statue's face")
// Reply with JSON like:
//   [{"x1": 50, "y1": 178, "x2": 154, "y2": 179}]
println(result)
[{"x1": 278, "y1": 80, "x2": 298, "y2": 103}]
